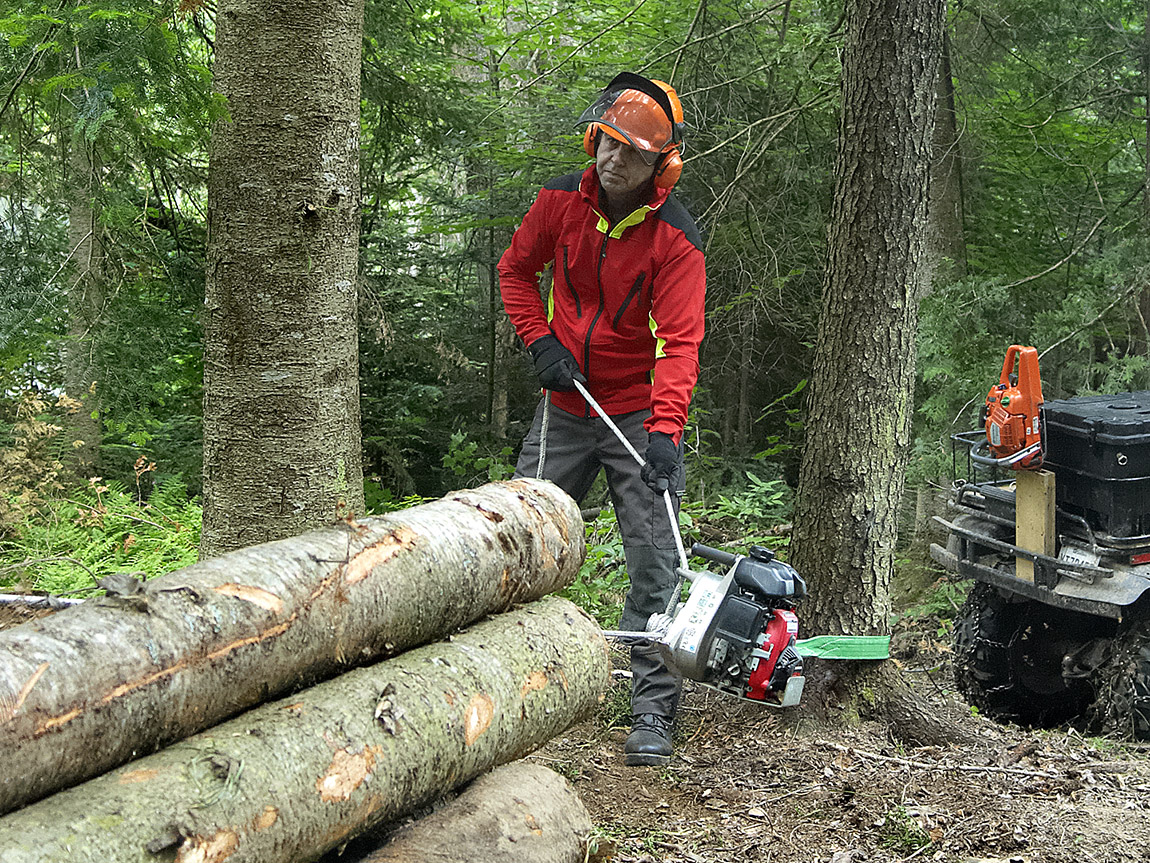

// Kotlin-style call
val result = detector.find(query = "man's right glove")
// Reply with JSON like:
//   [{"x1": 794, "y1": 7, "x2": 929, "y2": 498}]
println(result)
[
  {"x1": 528, "y1": 334, "x2": 586, "y2": 392},
  {"x1": 640, "y1": 431, "x2": 679, "y2": 493}
]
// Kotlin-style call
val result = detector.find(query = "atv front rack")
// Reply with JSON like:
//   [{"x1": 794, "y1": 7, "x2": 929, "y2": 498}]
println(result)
[{"x1": 930, "y1": 515, "x2": 1150, "y2": 618}]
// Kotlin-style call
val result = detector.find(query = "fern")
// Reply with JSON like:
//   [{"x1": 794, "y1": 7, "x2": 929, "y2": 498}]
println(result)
[{"x1": 0, "y1": 477, "x2": 201, "y2": 596}]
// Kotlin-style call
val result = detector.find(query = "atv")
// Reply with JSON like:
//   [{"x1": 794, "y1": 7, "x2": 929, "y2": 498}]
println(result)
[{"x1": 930, "y1": 347, "x2": 1150, "y2": 739}]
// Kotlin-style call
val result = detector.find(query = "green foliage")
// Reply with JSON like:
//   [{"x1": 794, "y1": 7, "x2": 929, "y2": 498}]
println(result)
[
  {"x1": 686, "y1": 466, "x2": 795, "y2": 552},
  {"x1": 362, "y1": 477, "x2": 427, "y2": 515},
  {"x1": 561, "y1": 509, "x2": 629, "y2": 628},
  {"x1": 441, "y1": 431, "x2": 515, "y2": 486},
  {"x1": 893, "y1": 578, "x2": 969, "y2": 639},
  {"x1": 0, "y1": 476, "x2": 201, "y2": 596},
  {"x1": 877, "y1": 805, "x2": 932, "y2": 853}
]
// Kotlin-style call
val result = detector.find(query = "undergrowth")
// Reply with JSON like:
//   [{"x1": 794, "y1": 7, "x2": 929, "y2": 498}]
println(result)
[{"x1": 0, "y1": 476, "x2": 202, "y2": 596}]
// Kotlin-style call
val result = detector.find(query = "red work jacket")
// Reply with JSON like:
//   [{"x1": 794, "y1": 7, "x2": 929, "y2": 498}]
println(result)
[{"x1": 498, "y1": 166, "x2": 706, "y2": 441}]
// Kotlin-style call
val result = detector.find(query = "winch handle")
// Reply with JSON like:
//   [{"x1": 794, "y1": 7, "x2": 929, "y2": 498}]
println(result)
[{"x1": 690, "y1": 542, "x2": 737, "y2": 567}]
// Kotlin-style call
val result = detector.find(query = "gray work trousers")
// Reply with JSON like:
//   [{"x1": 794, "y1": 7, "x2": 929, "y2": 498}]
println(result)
[{"x1": 514, "y1": 397, "x2": 684, "y2": 719}]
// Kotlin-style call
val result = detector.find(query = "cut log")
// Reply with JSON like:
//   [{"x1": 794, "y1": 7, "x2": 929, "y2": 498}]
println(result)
[
  {"x1": 354, "y1": 762, "x2": 592, "y2": 863},
  {"x1": 0, "y1": 596, "x2": 608, "y2": 863},
  {"x1": 0, "y1": 479, "x2": 583, "y2": 815}
]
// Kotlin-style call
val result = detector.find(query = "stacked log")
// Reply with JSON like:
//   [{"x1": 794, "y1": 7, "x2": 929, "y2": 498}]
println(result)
[
  {"x1": 356, "y1": 761, "x2": 593, "y2": 863},
  {"x1": 0, "y1": 479, "x2": 585, "y2": 814},
  {"x1": 0, "y1": 479, "x2": 606, "y2": 863},
  {"x1": 0, "y1": 595, "x2": 606, "y2": 863}
]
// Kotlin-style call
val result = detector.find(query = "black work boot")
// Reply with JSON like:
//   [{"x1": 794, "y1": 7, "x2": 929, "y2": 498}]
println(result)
[{"x1": 624, "y1": 713, "x2": 673, "y2": 766}]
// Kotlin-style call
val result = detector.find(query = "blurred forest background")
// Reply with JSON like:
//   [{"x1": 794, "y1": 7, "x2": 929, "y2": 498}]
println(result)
[{"x1": 4, "y1": 0, "x2": 1150, "y2": 597}]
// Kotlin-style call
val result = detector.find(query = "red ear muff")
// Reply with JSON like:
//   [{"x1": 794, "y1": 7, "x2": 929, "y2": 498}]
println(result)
[
  {"x1": 583, "y1": 124, "x2": 599, "y2": 158},
  {"x1": 654, "y1": 149, "x2": 682, "y2": 190}
]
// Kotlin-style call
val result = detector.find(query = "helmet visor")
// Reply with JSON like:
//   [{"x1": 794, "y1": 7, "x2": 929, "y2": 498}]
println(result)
[{"x1": 576, "y1": 87, "x2": 674, "y2": 166}]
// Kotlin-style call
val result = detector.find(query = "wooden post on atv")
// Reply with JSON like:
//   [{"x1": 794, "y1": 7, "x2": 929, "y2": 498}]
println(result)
[{"x1": 1015, "y1": 469, "x2": 1056, "y2": 582}]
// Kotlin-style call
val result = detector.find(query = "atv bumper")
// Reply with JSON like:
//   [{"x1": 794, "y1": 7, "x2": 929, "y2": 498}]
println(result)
[{"x1": 929, "y1": 528, "x2": 1150, "y2": 619}]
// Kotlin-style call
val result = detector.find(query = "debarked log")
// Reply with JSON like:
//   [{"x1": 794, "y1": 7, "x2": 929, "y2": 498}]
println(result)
[
  {"x1": 355, "y1": 761, "x2": 592, "y2": 863},
  {"x1": 0, "y1": 479, "x2": 583, "y2": 815},
  {"x1": 0, "y1": 596, "x2": 608, "y2": 863}
]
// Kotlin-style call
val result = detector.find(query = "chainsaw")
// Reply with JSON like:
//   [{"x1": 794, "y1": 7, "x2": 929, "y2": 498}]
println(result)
[
  {"x1": 570, "y1": 380, "x2": 890, "y2": 708},
  {"x1": 979, "y1": 344, "x2": 1045, "y2": 469}
]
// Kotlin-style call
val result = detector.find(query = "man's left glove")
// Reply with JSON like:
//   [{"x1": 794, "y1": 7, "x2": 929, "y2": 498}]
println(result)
[
  {"x1": 641, "y1": 432, "x2": 678, "y2": 493},
  {"x1": 528, "y1": 334, "x2": 586, "y2": 392}
]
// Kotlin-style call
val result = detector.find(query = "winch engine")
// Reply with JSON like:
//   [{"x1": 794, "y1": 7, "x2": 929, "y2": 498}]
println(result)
[{"x1": 652, "y1": 544, "x2": 806, "y2": 706}]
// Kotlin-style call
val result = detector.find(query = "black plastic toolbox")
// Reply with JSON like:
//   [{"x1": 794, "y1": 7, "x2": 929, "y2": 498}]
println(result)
[{"x1": 1041, "y1": 391, "x2": 1150, "y2": 538}]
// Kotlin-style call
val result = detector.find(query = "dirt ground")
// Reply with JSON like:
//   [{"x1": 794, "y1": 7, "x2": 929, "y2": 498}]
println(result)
[{"x1": 528, "y1": 623, "x2": 1150, "y2": 863}]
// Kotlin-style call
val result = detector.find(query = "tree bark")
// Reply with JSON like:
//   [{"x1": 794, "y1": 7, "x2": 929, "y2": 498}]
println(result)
[
  {"x1": 0, "y1": 479, "x2": 582, "y2": 815},
  {"x1": 63, "y1": 125, "x2": 103, "y2": 479},
  {"x1": 798, "y1": 658, "x2": 976, "y2": 748},
  {"x1": 353, "y1": 762, "x2": 591, "y2": 863},
  {"x1": 0, "y1": 597, "x2": 608, "y2": 863},
  {"x1": 926, "y1": 31, "x2": 966, "y2": 284},
  {"x1": 200, "y1": 0, "x2": 365, "y2": 558},
  {"x1": 792, "y1": 0, "x2": 944, "y2": 638},
  {"x1": 789, "y1": 0, "x2": 954, "y2": 746}
]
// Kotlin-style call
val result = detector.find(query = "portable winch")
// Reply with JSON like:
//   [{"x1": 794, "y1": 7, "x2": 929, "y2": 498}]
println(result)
[
  {"x1": 621, "y1": 542, "x2": 808, "y2": 706},
  {"x1": 568, "y1": 380, "x2": 889, "y2": 708}
]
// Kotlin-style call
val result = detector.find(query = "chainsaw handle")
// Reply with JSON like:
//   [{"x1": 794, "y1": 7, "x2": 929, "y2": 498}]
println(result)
[{"x1": 690, "y1": 543, "x2": 737, "y2": 567}]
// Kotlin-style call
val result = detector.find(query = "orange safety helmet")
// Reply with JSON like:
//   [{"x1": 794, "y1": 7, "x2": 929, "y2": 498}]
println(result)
[{"x1": 578, "y1": 73, "x2": 685, "y2": 190}]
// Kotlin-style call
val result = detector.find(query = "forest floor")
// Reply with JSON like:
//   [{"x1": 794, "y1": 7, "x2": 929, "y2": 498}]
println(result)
[
  {"x1": 529, "y1": 612, "x2": 1150, "y2": 863},
  {"x1": 3, "y1": 592, "x2": 1149, "y2": 863}
]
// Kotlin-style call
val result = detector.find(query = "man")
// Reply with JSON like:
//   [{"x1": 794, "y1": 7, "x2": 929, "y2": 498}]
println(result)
[{"x1": 498, "y1": 72, "x2": 706, "y2": 766}]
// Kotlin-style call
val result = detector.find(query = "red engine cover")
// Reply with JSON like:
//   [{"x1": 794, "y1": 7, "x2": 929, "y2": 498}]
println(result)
[{"x1": 744, "y1": 608, "x2": 799, "y2": 701}]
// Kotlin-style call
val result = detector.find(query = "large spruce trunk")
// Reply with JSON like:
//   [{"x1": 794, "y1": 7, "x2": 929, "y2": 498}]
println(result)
[
  {"x1": 0, "y1": 597, "x2": 608, "y2": 863},
  {"x1": 0, "y1": 480, "x2": 582, "y2": 815},
  {"x1": 200, "y1": 0, "x2": 365, "y2": 557},
  {"x1": 788, "y1": 0, "x2": 956, "y2": 747},
  {"x1": 791, "y1": 0, "x2": 944, "y2": 639}
]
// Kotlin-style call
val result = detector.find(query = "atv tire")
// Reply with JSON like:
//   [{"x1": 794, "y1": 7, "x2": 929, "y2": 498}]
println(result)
[
  {"x1": 952, "y1": 582, "x2": 1095, "y2": 726},
  {"x1": 1088, "y1": 619, "x2": 1150, "y2": 741}
]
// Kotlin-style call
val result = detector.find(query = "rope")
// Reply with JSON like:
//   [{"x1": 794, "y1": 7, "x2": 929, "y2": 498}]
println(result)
[{"x1": 536, "y1": 391, "x2": 550, "y2": 480}]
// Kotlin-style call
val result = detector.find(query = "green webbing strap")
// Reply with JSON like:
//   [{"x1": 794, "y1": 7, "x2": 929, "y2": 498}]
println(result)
[{"x1": 794, "y1": 634, "x2": 891, "y2": 660}]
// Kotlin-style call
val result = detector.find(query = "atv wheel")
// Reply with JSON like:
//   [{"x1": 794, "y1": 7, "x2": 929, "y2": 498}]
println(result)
[
  {"x1": 1088, "y1": 618, "x2": 1150, "y2": 741},
  {"x1": 952, "y1": 582, "x2": 1095, "y2": 726}
]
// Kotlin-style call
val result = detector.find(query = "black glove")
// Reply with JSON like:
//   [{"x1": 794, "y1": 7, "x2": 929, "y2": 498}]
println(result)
[
  {"x1": 640, "y1": 431, "x2": 679, "y2": 493},
  {"x1": 528, "y1": 334, "x2": 586, "y2": 392}
]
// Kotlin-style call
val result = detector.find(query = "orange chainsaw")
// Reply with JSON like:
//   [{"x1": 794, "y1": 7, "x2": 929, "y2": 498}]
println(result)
[{"x1": 981, "y1": 344, "x2": 1044, "y2": 469}]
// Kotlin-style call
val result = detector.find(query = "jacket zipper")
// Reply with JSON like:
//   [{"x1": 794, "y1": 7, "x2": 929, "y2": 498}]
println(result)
[
  {"x1": 612, "y1": 273, "x2": 645, "y2": 330},
  {"x1": 561, "y1": 247, "x2": 582, "y2": 318}
]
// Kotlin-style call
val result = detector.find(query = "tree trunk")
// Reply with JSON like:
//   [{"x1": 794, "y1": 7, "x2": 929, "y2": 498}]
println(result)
[
  {"x1": 63, "y1": 126, "x2": 103, "y2": 479},
  {"x1": 798, "y1": 659, "x2": 976, "y2": 747},
  {"x1": 0, "y1": 597, "x2": 608, "y2": 863},
  {"x1": 926, "y1": 31, "x2": 966, "y2": 284},
  {"x1": 353, "y1": 762, "x2": 591, "y2": 863},
  {"x1": 0, "y1": 479, "x2": 582, "y2": 815},
  {"x1": 792, "y1": 0, "x2": 944, "y2": 638},
  {"x1": 200, "y1": 0, "x2": 365, "y2": 558},
  {"x1": 790, "y1": 0, "x2": 951, "y2": 745}
]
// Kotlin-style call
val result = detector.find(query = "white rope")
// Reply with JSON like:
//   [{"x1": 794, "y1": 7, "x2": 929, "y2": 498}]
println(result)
[{"x1": 536, "y1": 392, "x2": 550, "y2": 480}]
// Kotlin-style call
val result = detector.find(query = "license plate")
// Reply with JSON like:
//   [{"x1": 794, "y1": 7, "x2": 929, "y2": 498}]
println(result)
[{"x1": 1059, "y1": 545, "x2": 1100, "y2": 568}]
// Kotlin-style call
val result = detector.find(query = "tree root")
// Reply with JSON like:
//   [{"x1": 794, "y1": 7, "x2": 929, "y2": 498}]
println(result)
[{"x1": 794, "y1": 658, "x2": 978, "y2": 748}]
